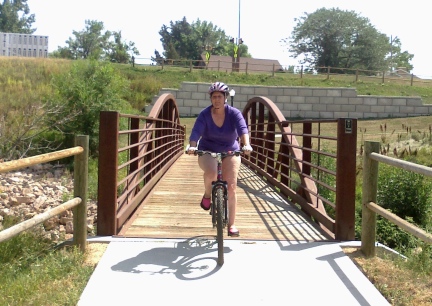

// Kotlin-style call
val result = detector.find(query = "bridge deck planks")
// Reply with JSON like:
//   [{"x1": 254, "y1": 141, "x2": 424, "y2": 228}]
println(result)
[{"x1": 119, "y1": 155, "x2": 329, "y2": 241}]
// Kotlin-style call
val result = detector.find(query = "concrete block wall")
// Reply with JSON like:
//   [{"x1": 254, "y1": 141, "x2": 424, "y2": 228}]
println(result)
[{"x1": 146, "y1": 82, "x2": 432, "y2": 119}]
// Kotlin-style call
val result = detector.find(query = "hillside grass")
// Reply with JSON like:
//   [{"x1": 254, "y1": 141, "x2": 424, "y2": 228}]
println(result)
[{"x1": 1, "y1": 57, "x2": 432, "y2": 305}]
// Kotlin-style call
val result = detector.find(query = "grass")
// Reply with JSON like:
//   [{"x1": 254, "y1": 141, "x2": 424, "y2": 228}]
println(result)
[
  {"x1": 1, "y1": 58, "x2": 432, "y2": 305},
  {"x1": 0, "y1": 218, "x2": 93, "y2": 306},
  {"x1": 344, "y1": 246, "x2": 432, "y2": 306}
]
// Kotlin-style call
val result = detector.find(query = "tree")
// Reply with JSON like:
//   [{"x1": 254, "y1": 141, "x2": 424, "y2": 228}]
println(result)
[
  {"x1": 106, "y1": 31, "x2": 140, "y2": 63},
  {"x1": 63, "y1": 20, "x2": 111, "y2": 60},
  {"x1": 52, "y1": 20, "x2": 139, "y2": 63},
  {"x1": 388, "y1": 36, "x2": 414, "y2": 72},
  {"x1": 0, "y1": 0, "x2": 35, "y2": 33},
  {"x1": 155, "y1": 17, "x2": 250, "y2": 64},
  {"x1": 283, "y1": 8, "x2": 413, "y2": 73}
]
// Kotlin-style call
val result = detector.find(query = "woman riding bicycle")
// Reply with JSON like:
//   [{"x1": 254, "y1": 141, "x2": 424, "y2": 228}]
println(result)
[{"x1": 186, "y1": 81, "x2": 253, "y2": 237}]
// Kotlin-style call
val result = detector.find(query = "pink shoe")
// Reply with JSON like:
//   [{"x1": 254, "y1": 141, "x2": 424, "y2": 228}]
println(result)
[
  {"x1": 200, "y1": 196, "x2": 211, "y2": 210},
  {"x1": 228, "y1": 225, "x2": 240, "y2": 237}
]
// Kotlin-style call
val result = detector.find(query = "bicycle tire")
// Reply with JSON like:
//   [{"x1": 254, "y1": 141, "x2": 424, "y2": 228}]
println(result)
[
  {"x1": 215, "y1": 187, "x2": 225, "y2": 266},
  {"x1": 176, "y1": 257, "x2": 220, "y2": 280}
]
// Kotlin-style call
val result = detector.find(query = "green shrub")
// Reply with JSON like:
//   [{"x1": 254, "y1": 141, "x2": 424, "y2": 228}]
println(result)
[
  {"x1": 372, "y1": 163, "x2": 432, "y2": 252},
  {"x1": 44, "y1": 60, "x2": 132, "y2": 155},
  {"x1": 377, "y1": 164, "x2": 432, "y2": 227},
  {"x1": 376, "y1": 215, "x2": 419, "y2": 251}
]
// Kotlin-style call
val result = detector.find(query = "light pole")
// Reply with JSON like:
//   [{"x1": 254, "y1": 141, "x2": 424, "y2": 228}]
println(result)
[
  {"x1": 229, "y1": 89, "x2": 235, "y2": 107},
  {"x1": 230, "y1": 0, "x2": 243, "y2": 72},
  {"x1": 390, "y1": 35, "x2": 398, "y2": 74}
]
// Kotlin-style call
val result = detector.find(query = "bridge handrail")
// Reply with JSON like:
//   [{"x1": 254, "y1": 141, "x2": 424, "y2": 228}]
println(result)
[
  {"x1": 97, "y1": 93, "x2": 185, "y2": 235},
  {"x1": 361, "y1": 141, "x2": 432, "y2": 257},
  {"x1": 242, "y1": 96, "x2": 357, "y2": 240},
  {"x1": 0, "y1": 135, "x2": 89, "y2": 252}
]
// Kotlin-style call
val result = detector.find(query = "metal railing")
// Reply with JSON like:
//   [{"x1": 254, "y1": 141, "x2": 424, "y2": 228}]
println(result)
[
  {"x1": 97, "y1": 94, "x2": 185, "y2": 235},
  {"x1": 96, "y1": 94, "x2": 359, "y2": 240},
  {"x1": 0, "y1": 135, "x2": 89, "y2": 252},
  {"x1": 242, "y1": 96, "x2": 357, "y2": 240},
  {"x1": 361, "y1": 141, "x2": 432, "y2": 257}
]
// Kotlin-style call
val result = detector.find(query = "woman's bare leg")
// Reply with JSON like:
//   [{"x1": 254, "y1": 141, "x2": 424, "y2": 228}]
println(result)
[
  {"x1": 222, "y1": 155, "x2": 241, "y2": 228},
  {"x1": 198, "y1": 154, "x2": 217, "y2": 198}
]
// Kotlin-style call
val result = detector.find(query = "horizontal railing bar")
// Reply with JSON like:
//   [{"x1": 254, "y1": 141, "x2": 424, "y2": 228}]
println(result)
[
  {"x1": 118, "y1": 126, "x2": 184, "y2": 135},
  {"x1": 118, "y1": 113, "x2": 182, "y2": 123},
  {"x1": 366, "y1": 201, "x2": 432, "y2": 244},
  {"x1": 118, "y1": 139, "x2": 182, "y2": 172},
  {"x1": 370, "y1": 152, "x2": 432, "y2": 177},
  {"x1": 117, "y1": 148, "x2": 179, "y2": 192},
  {"x1": 0, "y1": 198, "x2": 82, "y2": 243},
  {"x1": 0, "y1": 147, "x2": 84, "y2": 173},
  {"x1": 118, "y1": 134, "x2": 181, "y2": 155},
  {"x1": 281, "y1": 133, "x2": 338, "y2": 141}
]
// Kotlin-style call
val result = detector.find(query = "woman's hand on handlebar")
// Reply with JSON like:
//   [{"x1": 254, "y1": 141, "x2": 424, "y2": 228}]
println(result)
[
  {"x1": 241, "y1": 144, "x2": 253, "y2": 155},
  {"x1": 185, "y1": 144, "x2": 198, "y2": 155}
]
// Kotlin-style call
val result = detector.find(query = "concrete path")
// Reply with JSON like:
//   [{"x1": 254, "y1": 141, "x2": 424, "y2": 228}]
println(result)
[{"x1": 78, "y1": 238, "x2": 390, "y2": 306}]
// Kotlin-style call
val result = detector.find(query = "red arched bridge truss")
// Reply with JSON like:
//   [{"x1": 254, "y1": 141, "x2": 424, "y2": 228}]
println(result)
[{"x1": 97, "y1": 94, "x2": 357, "y2": 240}]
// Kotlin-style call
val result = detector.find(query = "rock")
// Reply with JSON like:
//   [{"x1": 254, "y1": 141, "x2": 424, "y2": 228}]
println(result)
[{"x1": 0, "y1": 165, "x2": 97, "y2": 242}]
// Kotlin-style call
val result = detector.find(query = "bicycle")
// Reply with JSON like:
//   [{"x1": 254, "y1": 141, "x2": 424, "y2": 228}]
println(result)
[{"x1": 187, "y1": 149, "x2": 242, "y2": 266}]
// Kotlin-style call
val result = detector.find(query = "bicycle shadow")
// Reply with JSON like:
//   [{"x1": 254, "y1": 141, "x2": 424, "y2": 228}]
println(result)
[{"x1": 110, "y1": 236, "x2": 231, "y2": 280}]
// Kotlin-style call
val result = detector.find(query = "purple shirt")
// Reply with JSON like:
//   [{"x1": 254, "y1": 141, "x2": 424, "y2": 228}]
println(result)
[{"x1": 190, "y1": 104, "x2": 249, "y2": 152}]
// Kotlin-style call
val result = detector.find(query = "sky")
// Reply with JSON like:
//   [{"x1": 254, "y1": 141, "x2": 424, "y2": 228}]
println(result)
[{"x1": 27, "y1": 0, "x2": 432, "y2": 78}]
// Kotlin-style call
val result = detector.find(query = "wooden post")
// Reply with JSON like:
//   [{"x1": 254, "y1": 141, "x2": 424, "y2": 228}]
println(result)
[
  {"x1": 189, "y1": 60, "x2": 192, "y2": 72},
  {"x1": 355, "y1": 69, "x2": 359, "y2": 82},
  {"x1": 272, "y1": 63, "x2": 275, "y2": 77},
  {"x1": 361, "y1": 141, "x2": 380, "y2": 257},
  {"x1": 300, "y1": 65, "x2": 304, "y2": 86},
  {"x1": 327, "y1": 66, "x2": 330, "y2": 80},
  {"x1": 335, "y1": 118, "x2": 357, "y2": 240},
  {"x1": 73, "y1": 135, "x2": 89, "y2": 252},
  {"x1": 382, "y1": 71, "x2": 385, "y2": 83}
]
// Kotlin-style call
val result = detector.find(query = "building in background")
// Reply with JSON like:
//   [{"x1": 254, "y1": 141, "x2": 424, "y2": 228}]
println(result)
[
  {"x1": 199, "y1": 54, "x2": 283, "y2": 73},
  {"x1": 0, "y1": 32, "x2": 48, "y2": 58}
]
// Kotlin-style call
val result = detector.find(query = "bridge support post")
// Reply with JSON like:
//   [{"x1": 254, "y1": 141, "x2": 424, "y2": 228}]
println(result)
[
  {"x1": 97, "y1": 111, "x2": 120, "y2": 236},
  {"x1": 335, "y1": 118, "x2": 357, "y2": 240}
]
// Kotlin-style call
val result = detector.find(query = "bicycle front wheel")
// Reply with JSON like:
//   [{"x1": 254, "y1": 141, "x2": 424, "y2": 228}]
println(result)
[{"x1": 215, "y1": 187, "x2": 225, "y2": 266}]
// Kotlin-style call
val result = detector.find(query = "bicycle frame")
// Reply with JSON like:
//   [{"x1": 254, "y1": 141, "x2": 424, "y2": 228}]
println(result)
[{"x1": 187, "y1": 149, "x2": 242, "y2": 266}]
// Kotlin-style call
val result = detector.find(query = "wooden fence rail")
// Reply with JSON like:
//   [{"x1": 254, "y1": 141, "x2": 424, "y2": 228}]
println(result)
[
  {"x1": 0, "y1": 135, "x2": 89, "y2": 252},
  {"x1": 132, "y1": 57, "x2": 432, "y2": 87},
  {"x1": 361, "y1": 141, "x2": 432, "y2": 257}
]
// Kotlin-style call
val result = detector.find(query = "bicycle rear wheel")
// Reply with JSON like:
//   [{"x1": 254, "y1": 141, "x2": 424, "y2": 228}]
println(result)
[{"x1": 215, "y1": 187, "x2": 225, "y2": 266}]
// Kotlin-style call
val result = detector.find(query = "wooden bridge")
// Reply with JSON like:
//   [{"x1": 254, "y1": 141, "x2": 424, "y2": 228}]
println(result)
[
  {"x1": 118, "y1": 154, "x2": 328, "y2": 241},
  {"x1": 96, "y1": 94, "x2": 358, "y2": 241}
]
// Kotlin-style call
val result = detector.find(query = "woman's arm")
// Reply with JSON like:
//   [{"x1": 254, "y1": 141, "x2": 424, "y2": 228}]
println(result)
[{"x1": 240, "y1": 133, "x2": 250, "y2": 147}]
